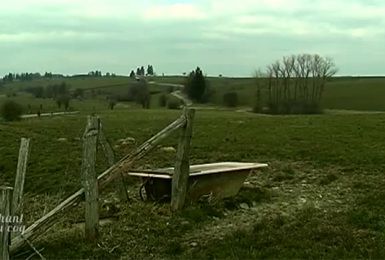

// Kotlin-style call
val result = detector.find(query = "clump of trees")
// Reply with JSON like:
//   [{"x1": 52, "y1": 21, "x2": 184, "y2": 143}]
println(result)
[
  {"x1": 0, "y1": 100, "x2": 23, "y2": 121},
  {"x1": 184, "y1": 67, "x2": 207, "y2": 102},
  {"x1": 88, "y1": 70, "x2": 102, "y2": 77},
  {"x1": 130, "y1": 65, "x2": 155, "y2": 78},
  {"x1": 136, "y1": 66, "x2": 145, "y2": 76},
  {"x1": 56, "y1": 95, "x2": 71, "y2": 110},
  {"x1": 127, "y1": 78, "x2": 151, "y2": 109},
  {"x1": 147, "y1": 65, "x2": 154, "y2": 76},
  {"x1": 26, "y1": 82, "x2": 69, "y2": 99},
  {"x1": 25, "y1": 82, "x2": 72, "y2": 110},
  {"x1": 257, "y1": 54, "x2": 337, "y2": 114}
]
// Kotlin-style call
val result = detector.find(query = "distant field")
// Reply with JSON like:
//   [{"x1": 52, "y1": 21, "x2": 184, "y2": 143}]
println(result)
[
  {"x1": 1, "y1": 109, "x2": 385, "y2": 258},
  {"x1": 199, "y1": 76, "x2": 385, "y2": 111},
  {"x1": 2, "y1": 74, "x2": 385, "y2": 258},
  {"x1": 0, "y1": 93, "x2": 109, "y2": 113},
  {"x1": 96, "y1": 75, "x2": 385, "y2": 112},
  {"x1": 322, "y1": 77, "x2": 385, "y2": 111},
  {"x1": 1, "y1": 76, "x2": 131, "y2": 91},
  {"x1": 0, "y1": 76, "x2": 169, "y2": 113},
  {"x1": 1, "y1": 75, "x2": 385, "y2": 113}
]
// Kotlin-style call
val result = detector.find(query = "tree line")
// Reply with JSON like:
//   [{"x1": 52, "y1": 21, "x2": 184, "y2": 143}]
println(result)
[
  {"x1": 87, "y1": 71, "x2": 117, "y2": 77},
  {"x1": 1, "y1": 70, "x2": 119, "y2": 83},
  {"x1": 2, "y1": 72, "x2": 63, "y2": 83}
]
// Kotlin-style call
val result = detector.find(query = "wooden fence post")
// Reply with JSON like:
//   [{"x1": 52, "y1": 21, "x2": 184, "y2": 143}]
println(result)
[
  {"x1": 1, "y1": 186, "x2": 13, "y2": 260},
  {"x1": 171, "y1": 108, "x2": 195, "y2": 211},
  {"x1": 12, "y1": 138, "x2": 30, "y2": 218},
  {"x1": 10, "y1": 113, "x2": 187, "y2": 252},
  {"x1": 98, "y1": 121, "x2": 130, "y2": 201},
  {"x1": 81, "y1": 116, "x2": 99, "y2": 242},
  {"x1": 98, "y1": 121, "x2": 115, "y2": 166}
]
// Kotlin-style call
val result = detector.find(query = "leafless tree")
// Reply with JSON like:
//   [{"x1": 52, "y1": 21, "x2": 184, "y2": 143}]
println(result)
[{"x1": 261, "y1": 53, "x2": 337, "y2": 114}]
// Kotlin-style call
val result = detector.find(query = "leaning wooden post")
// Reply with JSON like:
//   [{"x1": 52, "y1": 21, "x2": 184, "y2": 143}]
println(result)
[
  {"x1": 98, "y1": 121, "x2": 129, "y2": 201},
  {"x1": 12, "y1": 138, "x2": 30, "y2": 219},
  {"x1": 98, "y1": 121, "x2": 115, "y2": 166},
  {"x1": 1, "y1": 186, "x2": 13, "y2": 260},
  {"x1": 171, "y1": 107, "x2": 195, "y2": 211},
  {"x1": 81, "y1": 116, "x2": 99, "y2": 242}
]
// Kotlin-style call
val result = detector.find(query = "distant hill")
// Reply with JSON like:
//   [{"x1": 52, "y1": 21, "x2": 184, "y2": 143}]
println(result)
[{"x1": 1, "y1": 75, "x2": 385, "y2": 111}]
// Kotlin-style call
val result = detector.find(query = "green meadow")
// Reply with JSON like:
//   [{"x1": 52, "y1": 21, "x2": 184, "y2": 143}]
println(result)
[{"x1": 1, "y1": 76, "x2": 385, "y2": 258}]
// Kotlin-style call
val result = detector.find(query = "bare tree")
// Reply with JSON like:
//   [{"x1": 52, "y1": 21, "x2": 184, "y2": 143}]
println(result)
[
  {"x1": 261, "y1": 53, "x2": 337, "y2": 114},
  {"x1": 254, "y1": 69, "x2": 266, "y2": 113}
]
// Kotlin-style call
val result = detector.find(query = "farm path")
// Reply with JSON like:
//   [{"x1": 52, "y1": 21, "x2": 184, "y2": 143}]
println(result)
[
  {"x1": 21, "y1": 111, "x2": 79, "y2": 118},
  {"x1": 149, "y1": 81, "x2": 193, "y2": 106}
]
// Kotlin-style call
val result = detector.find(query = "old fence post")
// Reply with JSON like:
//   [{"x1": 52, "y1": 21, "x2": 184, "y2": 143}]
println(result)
[
  {"x1": 171, "y1": 107, "x2": 195, "y2": 211},
  {"x1": 12, "y1": 138, "x2": 30, "y2": 219},
  {"x1": 1, "y1": 186, "x2": 13, "y2": 260},
  {"x1": 98, "y1": 121, "x2": 128, "y2": 201},
  {"x1": 98, "y1": 121, "x2": 115, "y2": 166},
  {"x1": 81, "y1": 116, "x2": 99, "y2": 242},
  {"x1": 98, "y1": 121, "x2": 130, "y2": 201}
]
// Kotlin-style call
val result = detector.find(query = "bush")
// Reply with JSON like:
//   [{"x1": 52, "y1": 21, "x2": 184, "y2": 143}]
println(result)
[
  {"x1": 167, "y1": 86, "x2": 174, "y2": 93},
  {"x1": 223, "y1": 92, "x2": 238, "y2": 107},
  {"x1": 108, "y1": 97, "x2": 117, "y2": 110},
  {"x1": 0, "y1": 100, "x2": 23, "y2": 121},
  {"x1": 167, "y1": 98, "x2": 182, "y2": 110},
  {"x1": 263, "y1": 101, "x2": 322, "y2": 115},
  {"x1": 56, "y1": 95, "x2": 71, "y2": 110},
  {"x1": 128, "y1": 79, "x2": 151, "y2": 108},
  {"x1": 159, "y1": 94, "x2": 167, "y2": 107}
]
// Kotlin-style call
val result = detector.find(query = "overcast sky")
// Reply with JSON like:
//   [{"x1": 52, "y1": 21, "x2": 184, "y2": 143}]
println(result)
[{"x1": 1, "y1": 0, "x2": 384, "y2": 77}]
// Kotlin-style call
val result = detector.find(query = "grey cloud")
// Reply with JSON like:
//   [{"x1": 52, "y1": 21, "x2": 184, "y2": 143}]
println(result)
[{"x1": 0, "y1": 0, "x2": 384, "y2": 76}]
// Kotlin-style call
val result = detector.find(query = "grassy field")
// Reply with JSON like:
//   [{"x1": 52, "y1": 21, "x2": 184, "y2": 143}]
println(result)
[
  {"x1": 2, "y1": 75, "x2": 385, "y2": 112},
  {"x1": 203, "y1": 76, "x2": 385, "y2": 111},
  {"x1": 0, "y1": 79, "x2": 167, "y2": 115},
  {"x1": 0, "y1": 76, "x2": 130, "y2": 91},
  {"x1": 1, "y1": 75, "x2": 385, "y2": 258},
  {"x1": 130, "y1": 75, "x2": 385, "y2": 111},
  {"x1": 322, "y1": 77, "x2": 385, "y2": 111},
  {"x1": 1, "y1": 108, "x2": 385, "y2": 259}
]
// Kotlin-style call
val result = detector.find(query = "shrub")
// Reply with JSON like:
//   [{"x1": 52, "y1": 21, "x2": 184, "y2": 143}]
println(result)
[
  {"x1": 56, "y1": 95, "x2": 71, "y2": 110},
  {"x1": 167, "y1": 98, "x2": 182, "y2": 110},
  {"x1": 159, "y1": 94, "x2": 167, "y2": 107},
  {"x1": 167, "y1": 86, "x2": 174, "y2": 93},
  {"x1": 223, "y1": 92, "x2": 238, "y2": 107},
  {"x1": 128, "y1": 79, "x2": 151, "y2": 108},
  {"x1": 0, "y1": 100, "x2": 23, "y2": 121},
  {"x1": 108, "y1": 97, "x2": 117, "y2": 110}
]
